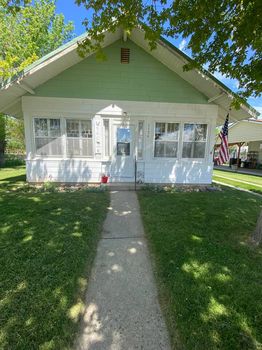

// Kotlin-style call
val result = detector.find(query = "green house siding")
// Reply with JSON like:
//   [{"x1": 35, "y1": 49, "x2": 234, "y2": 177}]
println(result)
[{"x1": 34, "y1": 40, "x2": 208, "y2": 104}]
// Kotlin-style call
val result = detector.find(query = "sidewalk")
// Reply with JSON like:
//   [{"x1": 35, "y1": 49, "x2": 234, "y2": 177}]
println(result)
[
  {"x1": 214, "y1": 165, "x2": 262, "y2": 177},
  {"x1": 76, "y1": 191, "x2": 170, "y2": 350}
]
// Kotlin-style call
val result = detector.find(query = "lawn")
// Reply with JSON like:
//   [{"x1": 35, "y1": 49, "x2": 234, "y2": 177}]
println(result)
[
  {"x1": 213, "y1": 169, "x2": 262, "y2": 194},
  {"x1": 0, "y1": 165, "x2": 26, "y2": 184},
  {"x1": 138, "y1": 189, "x2": 262, "y2": 350},
  {"x1": 0, "y1": 167, "x2": 109, "y2": 349}
]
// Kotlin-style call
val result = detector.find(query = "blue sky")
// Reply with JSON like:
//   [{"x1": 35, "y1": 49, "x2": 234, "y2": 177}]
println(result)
[{"x1": 56, "y1": 0, "x2": 262, "y2": 117}]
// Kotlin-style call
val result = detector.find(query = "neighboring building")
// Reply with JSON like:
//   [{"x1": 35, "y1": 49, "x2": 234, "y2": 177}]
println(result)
[
  {"x1": 0, "y1": 27, "x2": 258, "y2": 183},
  {"x1": 227, "y1": 120, "x2": 262, "y2": 168}
]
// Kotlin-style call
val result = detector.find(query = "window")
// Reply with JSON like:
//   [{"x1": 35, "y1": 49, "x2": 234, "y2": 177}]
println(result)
[
  {"x1": 103, "y1": 119, "x2": 110, "y2": 157},
  {"x1": 154, "y1": 122, "x2": 179, "y2": 158},
  {"x1": 34, "y1": 118, "x2": 62, "y2": 156},
  {"x1": 137, "y1": 121, "x2": 144, "y2": 159},
  {"x1": 117, "y1": 127, "x2": 131, "y2": 156},
  {"x1": 66, "y1": 119, "x2": 93, "y2": 157},
  {"x1": 182, "y1": 123, "x2": 207, "y2": 158}
]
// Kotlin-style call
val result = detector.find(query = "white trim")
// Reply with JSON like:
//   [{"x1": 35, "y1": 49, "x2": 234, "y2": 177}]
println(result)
[
  {"x1": 23, "y1": 97, "x2": 218, "y2": 184},
  {"x1": 32, "y1": 116, "x2": 63, "y2": 157},
  {"x1": 137, "y1": 120, "x2": 145, "y2": 160},
  {"x1": 18, "y1": 82, "x2": 35, "y2": 95},
  {"x1": 152, "y1": 121, "x2": 180, "y2": 160},
  {"x1": 22, "y1": 96, "x2": 218, "y2": 118},
  {"x1": 181, "y1": 122, "x2": 209, "y2": 161},
  {"x1": 31, "y1": 116, "x2": 95, "y2": 159},
  {"x1": 208, "y1": 93, "x2": 224, "y2": 103}
]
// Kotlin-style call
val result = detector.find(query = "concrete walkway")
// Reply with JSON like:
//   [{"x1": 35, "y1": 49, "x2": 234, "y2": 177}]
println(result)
[
  {"x1": 214, "y1": 165, "x2": 262, "y2": 177},
  {"x1": 76, "y1": 191, "x2": 170, "y2": 350}
]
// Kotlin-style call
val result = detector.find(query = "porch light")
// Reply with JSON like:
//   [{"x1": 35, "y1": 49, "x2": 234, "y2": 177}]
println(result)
[{"x1": 122, "y1": 111, "x2": 128, "y2": 127}]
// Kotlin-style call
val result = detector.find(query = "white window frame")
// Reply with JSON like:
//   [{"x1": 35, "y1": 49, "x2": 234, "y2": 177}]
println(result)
[
  {"x1": 65, "y1": 118, "x2": 93, "y2": 158},
  {"x1": 181, "y1": 122, "x2": 208, "y2": 160},
  {"x1": 33, "y1": 117, "x2": 62, "y2": 157},
  {"x1": 153, "y1": 121, "x2": 180, "y2": 159}
]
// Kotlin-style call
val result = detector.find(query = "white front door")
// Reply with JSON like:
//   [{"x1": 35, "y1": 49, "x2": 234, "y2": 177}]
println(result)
[{"x1": 110, "y1": 124, "x2": 135, "y2": 182}]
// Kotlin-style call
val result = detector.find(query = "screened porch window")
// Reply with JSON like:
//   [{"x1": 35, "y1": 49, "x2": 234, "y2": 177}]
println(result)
[
  {"x1": 182, "y1": 123, "x2": 207, "y2": 158},
  {"x1": 34, "y1": 118, "x2": 62, "y2": 156},
  {"x1": 154, "y1": 122, "x2": 179, "y2": 158},
  {"x1": 66, "y1": 119, "x2": 93, "y2": 157}
]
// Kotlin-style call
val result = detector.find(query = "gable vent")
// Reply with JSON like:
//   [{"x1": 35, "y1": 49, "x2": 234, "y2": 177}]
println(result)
[{"x1": 121, "y1": 48, "x2": 130, "y2": 64}]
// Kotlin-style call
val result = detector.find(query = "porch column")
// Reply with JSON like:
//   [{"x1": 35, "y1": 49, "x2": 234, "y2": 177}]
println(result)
[{"x1": 236, "y1": 142, "x2": 244, "y2": 168}]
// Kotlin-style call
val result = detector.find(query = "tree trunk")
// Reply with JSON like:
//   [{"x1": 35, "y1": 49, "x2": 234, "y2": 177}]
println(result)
[
  {"x1": 250, "y1": 209, "x2": 262, "y2": 246},
  {"x1": 0, "y1": 114, "x2": 6, "y2": 167}
]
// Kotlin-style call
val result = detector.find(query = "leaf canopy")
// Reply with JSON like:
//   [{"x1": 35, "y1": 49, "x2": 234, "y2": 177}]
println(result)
[
  {"x1": 0, "y1": 0, "x2": 74, "y2": 80},
  {"x1": 76, "y1": 0, "x2": 262, "y2": 101}
]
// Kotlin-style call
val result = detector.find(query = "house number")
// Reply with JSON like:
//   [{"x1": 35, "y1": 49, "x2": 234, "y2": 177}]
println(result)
[{"x1": 95, "y1": 118, "x2": 102, "y2": 155}]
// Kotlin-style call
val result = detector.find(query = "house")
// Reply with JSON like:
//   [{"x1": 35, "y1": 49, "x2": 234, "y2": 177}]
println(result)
[
  {"x1": 0, "y1": 27, "x2": 259, "y2": 184},
  {"x1": 215, "y1": 119, "x2": 262, "y2": 169}
]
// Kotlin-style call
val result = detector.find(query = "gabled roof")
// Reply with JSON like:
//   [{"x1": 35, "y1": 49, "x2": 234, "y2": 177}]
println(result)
[
  {"x1": 215, "y1": 119, "x2": 262, "y2": 145},
  {"x1": 0, "y1": 26, "x2": 259, "y2": 122}
]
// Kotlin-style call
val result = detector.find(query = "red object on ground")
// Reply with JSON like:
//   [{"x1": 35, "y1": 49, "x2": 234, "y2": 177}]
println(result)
[{"x1": 101, "y1": 176, "x2": 109, "y2": 184}]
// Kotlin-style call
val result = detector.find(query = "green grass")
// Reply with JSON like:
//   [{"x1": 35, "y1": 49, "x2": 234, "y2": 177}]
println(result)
[
  {"x1": 138, "y1": 190, "x2": 262, "y2": 350},
  {"x1": 0, "y1": 167, "x2": 109, "y2": 349},
  {"x1": 213, "y1": 170, "x2": 262, "y2": 194},
  {"x1": 0, "y1": 165, "x2": 26, "y2": 184}
]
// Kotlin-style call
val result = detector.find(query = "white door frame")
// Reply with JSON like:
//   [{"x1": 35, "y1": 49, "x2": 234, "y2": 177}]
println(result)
[{"x1": 110, "y1": 120, "x2": 136, "y2": 182}]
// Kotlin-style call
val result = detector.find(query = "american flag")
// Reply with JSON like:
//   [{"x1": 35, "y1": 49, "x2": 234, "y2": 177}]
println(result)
[{"x1": 217, "y1": 114, "x2": 229, "y2": 165}]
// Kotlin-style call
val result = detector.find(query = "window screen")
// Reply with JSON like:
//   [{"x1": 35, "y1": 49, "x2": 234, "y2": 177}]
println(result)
[
  {"x1": 154, "y1": 122, "x2": 179, "y2": 158},
  {"x1": 182, "y1": 123, "x2": 207, "y2": 158},
  {"x1": 66, "y1": 119, "x2": 93, "y2": 157},
  {"x1": 34, "y1": 118, "x2": 62, "y2": 156}
]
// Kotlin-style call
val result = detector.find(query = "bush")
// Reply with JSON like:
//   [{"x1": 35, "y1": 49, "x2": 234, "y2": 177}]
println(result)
[{"x1": 1, "y1": 154, "x2": 25, "y2": 167}]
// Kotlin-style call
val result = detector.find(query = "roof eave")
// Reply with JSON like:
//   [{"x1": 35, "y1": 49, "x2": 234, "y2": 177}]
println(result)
[{"x1": 158, "y1": 36, "x2": 259, "y2": 119}]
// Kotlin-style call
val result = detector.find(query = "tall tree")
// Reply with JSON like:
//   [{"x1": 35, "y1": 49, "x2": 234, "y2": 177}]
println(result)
[
  {"x1": 0, "y1": 0, "x2": 31, "y2": 13},
  {"x1": 76, "y1": 0, "x2": 261, "y2": 102},
  {"x1": 6, "y1": 117, "x2": 25, "y2": 154},
  {"x1": 0, "y1": 0, "x2": 74, "y2": 164},
  {"x1": 0, "y1": 0, "x2": 74, "y2": 79}
]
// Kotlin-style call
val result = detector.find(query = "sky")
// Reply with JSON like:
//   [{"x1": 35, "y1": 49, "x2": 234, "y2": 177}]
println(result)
[{"x1": 55, "y1": 0, "x2": 262, "y2": 117}]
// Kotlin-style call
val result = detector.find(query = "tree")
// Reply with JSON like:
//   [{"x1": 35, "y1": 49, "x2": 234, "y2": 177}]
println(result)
[
  {"x1": 0, "y1": 114, "x2": 6, "y2": 166},
  {"x1": 0, "y1": 0, "x2": 31, "y2": 13},
  {"x1": 250, "y1": 210, "x2": 262, "y2": 246},
  {"x1": 0, "y1": 0, "x2": 74, "y2": 164},
  {"x1": 75, "y1": 0, "x2": 261, "y2": 101},
  {"x1": 6, "y1": 117, "x2": 25, "y2": 154},
  {"x1": 0, "y1": 0, "x2": 74, "y2": 79}
]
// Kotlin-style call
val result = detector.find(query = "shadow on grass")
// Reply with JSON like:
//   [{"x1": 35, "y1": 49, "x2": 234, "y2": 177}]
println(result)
[
  {"x1": 139, "y1": 190, "x2": 262, "y2": 350},
  {"x1": 0, "y1": 189, "x2": 109, "y2": 349},
  {"x1": 0, "y1": 174, "x2": 27, "y2": 184}
]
